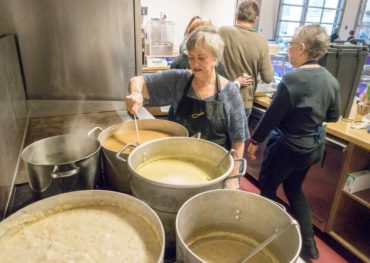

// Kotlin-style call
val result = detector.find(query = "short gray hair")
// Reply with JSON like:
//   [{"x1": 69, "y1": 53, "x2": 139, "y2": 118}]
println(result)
[
  {"x1": 186, "y1": 26, "x2": 224, "y2": 64},
  {"x1": 237, "y1": 0, "x2": 259, "y2": 22},
  {"x1": 296, "y1": 24, "x2": 329, "y2": 59}
]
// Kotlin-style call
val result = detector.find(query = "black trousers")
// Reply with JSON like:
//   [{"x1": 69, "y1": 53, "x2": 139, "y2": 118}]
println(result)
[{"x1": 259, "y1": 135, "x2": 323, "y2": 243}]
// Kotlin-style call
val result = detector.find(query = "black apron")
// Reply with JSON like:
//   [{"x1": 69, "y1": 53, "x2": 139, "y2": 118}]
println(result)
[{"x1": 168, "y1": 74, "x2": 231, "y2": 149}]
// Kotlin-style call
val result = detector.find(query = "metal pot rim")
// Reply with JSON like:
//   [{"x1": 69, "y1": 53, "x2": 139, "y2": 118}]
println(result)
[
  {"x1": 21, "y1": 134, "x2": 101, "y2": 166},
  {"x1": 0, "y1": 190, "x2": 165, "y2": 262},
  {"x1": 175, "y1": 189, "x2": 302, "y2": 263},
  {"x1": 128, "y1": 137, "x2": 233, "y2": 188},
  {"x1": 97, "y1": 119, "x2": 189, "y2": 149}
]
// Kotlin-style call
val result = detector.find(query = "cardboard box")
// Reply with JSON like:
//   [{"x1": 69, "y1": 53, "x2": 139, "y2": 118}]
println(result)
[{"x1": 343, "y1": 169, "x2": 370, "y2": 194}]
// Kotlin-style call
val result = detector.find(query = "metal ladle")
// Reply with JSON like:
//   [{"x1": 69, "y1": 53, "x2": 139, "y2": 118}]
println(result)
[
  {"x1": 133, "y1": 114, "x2": 141, "y2": 145},
  {"x1": 208, "y1": 149, "x2": 236, "y2": 180},
  {"x1": 239, "y1": 220, "x2": 298, "y2": 263}
]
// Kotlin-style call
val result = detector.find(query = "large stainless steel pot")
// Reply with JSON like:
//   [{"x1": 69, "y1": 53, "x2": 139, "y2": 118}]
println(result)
[
  {"x1": 176, "y1": 190, "x2": 301, "y2": 263},
  {"x1": 89, "y1": 119, "x2": 188, "y2": 193},
  {"x1": 124, "y1": 137, "x2": 246, "y2": 250},
  {"x1": 21, "y1": 134, "x2": 101, "y2": 194},
  {"x1": 0, "y1": 190, "x2": 165, "y2": 263}
]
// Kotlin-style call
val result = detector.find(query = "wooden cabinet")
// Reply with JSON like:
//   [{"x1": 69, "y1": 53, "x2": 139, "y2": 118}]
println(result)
[{"x1": 326, "y1": 143, "x2": 370, "y2": 262}]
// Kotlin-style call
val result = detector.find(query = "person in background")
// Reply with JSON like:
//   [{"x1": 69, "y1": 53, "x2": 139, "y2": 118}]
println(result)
[
  {"x1": 330, "y1": 27, "x2": 339, "y2": 42},
  {"x1": 179, "y1": 15, "x2": 201, "y2": 54},
  {"x1": 246, "y1": 24, "x2": 340, "y2": 260},
  {"x1": 346, "y1": 29, "x2": 355, "y2": 42},
  {"x1": 171, "y1": 19, "x2": 229, "y2": 79},
  {"x1": 219, "y1": 0, "x2": 274, "y2": 120},
  {"x1": 126, "y1": 26, "x2": 250, "y2": 189}
]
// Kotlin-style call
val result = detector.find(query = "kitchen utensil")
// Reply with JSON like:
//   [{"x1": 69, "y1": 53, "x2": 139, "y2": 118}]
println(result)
[
  {"x1": 239, "y1": 220, "x2": 298, "y2": 263},
  {"x1": 133, "y1": 114, "x2": 141, "y2": 145},
  {"x1": 209, "y1": 149, "x2": 236, "y2": 179},
  {"x1": 176, "y1": 190, "x2": 301, "y2": 263},
  {"x1": 88, "y1": 120, "x2": 188, "y2": 193},
  {"x1": 0, "y1": 190, "x2": 165, "y2": 263},
  {"x1": 124, "y1": 137, "x2": 246, "y2": 250},
  {"x1": 21, "y1": 134, "x2": 101, "y2": 194}
]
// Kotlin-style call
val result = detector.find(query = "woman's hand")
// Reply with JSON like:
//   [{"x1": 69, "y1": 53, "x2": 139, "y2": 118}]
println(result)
[
  {"x1": 125, "y1": 91, "x2": 143, "y2": 115},
  {"x1": 246, "y1": 141, "x2": 259, "y2": 161},
  {"x1": 125, "y1": 76, "x2": 148, "y2": 115},
  {"x1": 235, "y1": 74, "x2": 253, "y2": 88}
]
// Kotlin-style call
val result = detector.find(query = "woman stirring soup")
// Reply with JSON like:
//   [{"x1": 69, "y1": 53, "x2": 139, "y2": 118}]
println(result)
[{"x1": 125, "y1": 27, "x2": 249, "y2": 189}]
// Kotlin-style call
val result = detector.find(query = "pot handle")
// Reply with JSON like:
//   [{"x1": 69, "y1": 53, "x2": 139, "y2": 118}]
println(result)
[
  {"x1": 87, "y1": 126, "x2": 103, "y2": 138},
  {"x1": 234, "y1": 158, "x2": 247, "y2": 177},
  {"x1": 51, "y1": 164, "x2": 81, "y2": 179},
  {"x1": 116, "y1": 144, "x2": 137, "y2": 162},
  {"x1": 223, "y1": 158, "x2": 247, "y2": 189}
]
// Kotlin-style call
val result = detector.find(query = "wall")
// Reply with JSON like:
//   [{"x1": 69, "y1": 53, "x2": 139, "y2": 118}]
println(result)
[
  {"x1": 340, "y1": 0, "x2": 361, "y2": 40},
  {"x1": 200, "y1": 0, "x2": 236, "y2": 28},
  {"x1": 141, "y1": 0, "x2": 237, "y2": 46},
  {"x1": 0, "y1": 35, "x2": 28, "y2": 218},
  {"x1": 9, "y1": 0, "x2": 140, "y2": 100},
  {"x1": 141, "y1": 0, "x2": 276, "y2": 44},
  {"x1": 258, "y1": 0, "x2": 280, "y2": 40},
  {"x1": 0, "y1": 0, "x2": 14, "y2": 35},
  {"x1": 141, "y1": 0, "x2": 202, "y2": 49},
  {"x1": 142, "y1": 0, "x2": 362, "y2": 44}
]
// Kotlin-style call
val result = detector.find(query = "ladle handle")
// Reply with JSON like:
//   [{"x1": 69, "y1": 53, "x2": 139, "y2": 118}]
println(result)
[
  {"x1": 116, "y1": 144, "x2": 137, "y2": 162},
  {"x1": 133, "y1": 114, "x2": 141, "y2": 145},
  {"x1": 239, "y1": 220, "x2": 298, "y2": 263}
]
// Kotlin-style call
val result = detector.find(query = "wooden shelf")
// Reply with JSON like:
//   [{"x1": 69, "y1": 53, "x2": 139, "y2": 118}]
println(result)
[
  {"x1": 329, "y1": 193, "x2": 370, "y2": 262},
  {"x1": 343, "y1": 189, "x2": 370, "y2": 209},
  {"x1": 329, "y1": 231, "x2": 370, "y2": 263}
]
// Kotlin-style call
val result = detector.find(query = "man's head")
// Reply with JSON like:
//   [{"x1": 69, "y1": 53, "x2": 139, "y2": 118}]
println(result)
[{"x1": 237, "y1": 0, "x2": 260, "y2": 23}]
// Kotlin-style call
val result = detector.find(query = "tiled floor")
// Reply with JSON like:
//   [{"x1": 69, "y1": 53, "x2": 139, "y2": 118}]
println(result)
[{"x1": 240, "y1": 176, "x2": 362, "y2": 263}]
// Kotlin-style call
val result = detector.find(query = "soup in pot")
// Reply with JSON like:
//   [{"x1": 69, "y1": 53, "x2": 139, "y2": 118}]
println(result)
[
  {"x1": 102, "y1": 129, "x2": 172, "y2": 153},
  {"x1": 0, "y1": 204, "x2": 161, "y2": 263},
  {"x1": 186, "y1": 228, "x2": 279, "y2": 263},
  {"x1": 135, "y1": 155, "x2": 216, "y2": 185}
]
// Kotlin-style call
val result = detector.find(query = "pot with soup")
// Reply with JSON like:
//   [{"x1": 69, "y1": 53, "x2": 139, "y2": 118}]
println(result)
[
  {"x1": 125, "y1": 137, "x2": 246, "y2": 250},
  {"x1": 0, "y1": 190, "x2": 165, "y2": 263},
  {"x1": 89, "y1": 119, "x2": 188, "y2": 193},
  {"x1": 176, "y1": 190, "x2": 301, "y2": 263}
]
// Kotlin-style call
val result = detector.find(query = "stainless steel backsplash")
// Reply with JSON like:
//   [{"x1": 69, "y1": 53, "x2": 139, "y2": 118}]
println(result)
[
  {"x1": 0, "y1": 35, "x2": 28, "y2": 218},
  {"x1": 9, "y1": 0, "x2": 141, "y2": 100}
]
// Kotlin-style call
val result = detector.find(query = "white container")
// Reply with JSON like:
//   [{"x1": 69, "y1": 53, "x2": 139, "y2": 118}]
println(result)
[{"x1": 343, "y1": 169, "x2": 370, "y2": 193}]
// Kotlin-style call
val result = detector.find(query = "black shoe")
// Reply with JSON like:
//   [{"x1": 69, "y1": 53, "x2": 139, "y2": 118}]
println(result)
[{"x1": 301, "y1": 241, "x2": 320, "y2": 260}]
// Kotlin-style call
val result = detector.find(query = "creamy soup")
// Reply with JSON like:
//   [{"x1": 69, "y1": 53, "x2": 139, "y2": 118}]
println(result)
[
  {"x1": 102, "y1": 129, "x2": 172, "y2": 153},
  {"x1": 135, "y1": 155, "x2": 216, "y2": 185},
  {"x1": 0, "y1": 204, "x2": 161, "y2": 263},
  {"x1": 187, "y1": 230, "x2": 280, "y2": 263}
]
